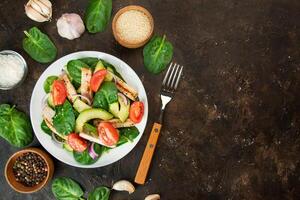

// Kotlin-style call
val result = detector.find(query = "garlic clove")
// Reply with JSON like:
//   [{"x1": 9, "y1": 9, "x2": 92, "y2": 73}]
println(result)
[
  {"x1": 112, "y1": 180, "x2": 135, "y2": 194},
  {"x1": 38, "y1": 0, "x2": 52, "y2": 8},
  {"x1": 25, "y1": 5, "x2": 48, "y2": 22},
  {"x1": 57, "y1": 13, "x2": 85, "y2": 40},
  {"x1": 31, "y1": 0, "x2": 51, "y2": 18},
  {"x1": 145, "y1": 194, "x2": 160, "y2": 200},
  {"x1": 25, "y1": 0, "x2": 52, "y2": 22}
]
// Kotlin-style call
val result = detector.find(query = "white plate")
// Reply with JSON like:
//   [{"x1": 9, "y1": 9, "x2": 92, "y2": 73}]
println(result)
[{"x1": 30, "y1": 51, "x2": 148, "y2": 168}]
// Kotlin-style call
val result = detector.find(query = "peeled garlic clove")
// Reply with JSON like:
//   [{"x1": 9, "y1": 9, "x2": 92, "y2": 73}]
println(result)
[
  {"x1": 145, "y1": 194, "x2": 160, "y2": 200},
  {"x1": 57, "y1": 13, "x2": 85, "y2": 40},
  {"x1": 112, "y1": 180, "x2": 135, "y2": 194},
  {"x1": 25, "y1": 0, "x2": 52, "y2": 22}
]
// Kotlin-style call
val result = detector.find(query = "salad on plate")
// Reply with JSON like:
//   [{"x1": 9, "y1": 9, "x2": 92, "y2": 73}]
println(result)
[{"x1": 40, "y1": 57, "x2": 144, "y2": 165}]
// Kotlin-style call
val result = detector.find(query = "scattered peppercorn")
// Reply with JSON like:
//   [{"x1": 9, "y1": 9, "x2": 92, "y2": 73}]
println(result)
[{"x1": 13, "y1": 152, "x2": 48, "y2": 187}]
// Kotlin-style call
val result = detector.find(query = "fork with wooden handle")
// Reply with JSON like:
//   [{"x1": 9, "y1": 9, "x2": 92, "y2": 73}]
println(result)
[{"x1": 135, "y1": 62, "x2": 184, "y2": 184}]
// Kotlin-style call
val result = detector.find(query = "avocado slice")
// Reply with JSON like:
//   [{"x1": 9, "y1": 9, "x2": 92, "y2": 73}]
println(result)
[
  {"x1": 105, "y1": 67, "x2": 114, "y2": 81},
  {"x1": 94, "y1": 60, "x2": 105, "y2": 71},
  {"x1": 73, "y1": 98, "x2": 91, "y2": 112},
  {"x1": 94, "y1": 60, "x2": 113, "y2": 81},
  {"x1": 75, "y1": 108, "x2": 113, "y2": 132},
  {"x1": 117, "y1": 95, "x2": 130, "y2": 122},
  {"x1": 83, "y1": 123, "x2": 98, "y2": 137},
  {"x1": 108, "y1": 95, "x2": 130, "y2": 122},
  {"x1": 63, "y1": 143, "x2": 73, "y2": 152},
  {"x1": 47, "y1": 93, "x2": 54, "y2": 108},
  {"x1": 109, "y1": 102, "x2": 119, "y2": 117}
]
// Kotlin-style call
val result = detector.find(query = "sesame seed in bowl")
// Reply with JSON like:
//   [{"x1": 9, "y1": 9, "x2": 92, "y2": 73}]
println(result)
[{"x1": 112, "y1": 5, "x2": 154, "y2": 48}]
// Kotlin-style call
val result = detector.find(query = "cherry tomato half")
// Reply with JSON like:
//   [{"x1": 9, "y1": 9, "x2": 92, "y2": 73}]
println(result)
[
  {"x1": 52, "y1": 80, "x2": 67, "y2": 106},
  {"x1": 97, "y1": 122, "x2": 119, "y2": 146},
  {"x1": 90, "y1": 69, "x2": 107, "y2": 92},
  {"x1": 129, "y1": 101, "x2": 144, "y2": 123},
  {"x1": 67, "y1": 133, "x2": 88, "y2": 152}
]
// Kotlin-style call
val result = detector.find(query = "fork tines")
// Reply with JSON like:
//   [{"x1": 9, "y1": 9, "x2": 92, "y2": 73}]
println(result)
[{"x1": 162, "y1": 62, "x2": 183, "y2": 91}]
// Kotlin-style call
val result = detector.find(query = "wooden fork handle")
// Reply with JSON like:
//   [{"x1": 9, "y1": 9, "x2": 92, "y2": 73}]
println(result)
[{"x1": 135, "y1": 122, "x2": 162, "y2": 184}]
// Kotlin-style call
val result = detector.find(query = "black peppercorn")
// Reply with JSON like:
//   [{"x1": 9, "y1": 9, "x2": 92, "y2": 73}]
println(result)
[{"x1": 12, "y1": 152, "x2": 48, "y2": 187}]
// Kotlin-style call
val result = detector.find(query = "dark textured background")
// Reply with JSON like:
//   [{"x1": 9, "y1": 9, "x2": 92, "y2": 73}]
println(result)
[{"x1": 1, "y1": 0, "x2": 300, "y2": 199}]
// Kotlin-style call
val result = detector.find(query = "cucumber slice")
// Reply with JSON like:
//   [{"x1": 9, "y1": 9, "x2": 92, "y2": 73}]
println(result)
[{"x1": 73, "y1": 98, "x2": 91, "y2": 112}]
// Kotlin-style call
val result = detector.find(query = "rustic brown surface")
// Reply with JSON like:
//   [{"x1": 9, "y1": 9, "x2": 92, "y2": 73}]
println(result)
[{"x1": 1, "y1": 0, "x2": 300, "y2": 199}]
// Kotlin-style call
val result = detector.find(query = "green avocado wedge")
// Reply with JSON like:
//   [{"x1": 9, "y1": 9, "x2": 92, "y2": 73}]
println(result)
[{"x1": 75, "y1": 108, "x2": 113, "y2": 132}]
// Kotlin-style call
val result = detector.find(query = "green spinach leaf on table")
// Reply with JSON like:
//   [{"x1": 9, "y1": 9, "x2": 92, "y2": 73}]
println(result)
[
  {"x1": 117, "y1": 126, "x2": 139, "y2": 146},
  {"x1": 88, "y1": 186, "x2": 110, "y2": 200},
  {"x1": 51, "y1": 177, "x2": 84, "y2": 200},
  {"x1": 67, "y1": 59, "x2": 91, "y2": 85},
  {"x1": 53, "y1": 100, "x2": 75, "y2": 135},
  {"x1": 84, "y1": 0, "x2": 112, "y2": 33},
  {"x1": 0, "y1": 104, "x2": 33, "y2": 147},
  {"x1": 41, "y1": 120, "x2": 52, "y2": 135},
  {"x1": 43, "y1": 75, "x2": 58, "y2": 93},
  {"x1": 23, "y1": 27, "x2": 57, "y2": 63},
  {"x1": 143, "y1": 35, "x2": 174, "y2": 74}
]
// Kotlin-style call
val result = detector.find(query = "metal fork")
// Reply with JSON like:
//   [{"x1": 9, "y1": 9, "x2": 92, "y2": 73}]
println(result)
[{"x1": 135, "y1": 62, "x2": 184, "y2": 184}]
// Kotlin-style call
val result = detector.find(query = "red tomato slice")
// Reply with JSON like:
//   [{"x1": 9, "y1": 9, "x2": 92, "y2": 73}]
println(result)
[
  {"x1": 67, "y1": 133, "x2": 88, "y2": 152},
  {"x1": 52, "y1": 80, "x2": 67, "y2": 106},
  {"x1": 97, "y1": 122, "x2": 119, "y2": 146},
  {"x1": 90, "y1": 69, "x2": 107, "y2": 92},
  {"x1": 129, "y1": 101, "x2": 144, "y2": 123}
]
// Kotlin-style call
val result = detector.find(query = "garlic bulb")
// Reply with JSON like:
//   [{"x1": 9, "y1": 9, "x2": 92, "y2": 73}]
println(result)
[
  {"x1": 145, "y1": 194, "x2": 160, "y2": 200},
  {"x1": 112, "y1": 180, "x2": 135, "y2": 194},
  {"x1": 57, "y1": 13, "x2": 85, "y2": 40},
  {"x1": 25, "y1": 0, "x2": 52, "y2": 22}
]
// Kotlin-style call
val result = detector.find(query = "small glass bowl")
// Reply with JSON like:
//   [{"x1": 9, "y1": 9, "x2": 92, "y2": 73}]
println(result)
[{"x1": 0, "y1": 50, "x2": 28, "y2": 90}]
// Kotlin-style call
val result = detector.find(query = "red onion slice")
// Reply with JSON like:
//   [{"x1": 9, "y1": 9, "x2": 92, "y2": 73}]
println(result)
[
  {"x1": 118, "y1": 93, "x2": 128, "y2": 105},
  {"x1": 72, "y1": 94, "x2": 92, "y2": 105},
  {"x1": 88, "y1": 143, "x2": 99, "y2": 159}
]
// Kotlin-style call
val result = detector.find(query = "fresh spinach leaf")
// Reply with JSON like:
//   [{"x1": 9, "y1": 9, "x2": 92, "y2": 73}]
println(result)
[
  {"x1": 93, "y1": 143, "x2": 105, "y2": 155},
  {"x1": 88, "y1": 186, "x2": 110, "y2": 200},
  {"x1": 100, "y1": 81, "x2": 118, "y2": 104},
  {"x1": 53, "y1": 100, "x2": 75, "y2": 135},
  {"x1": 117, "y1": 126, "x2": 139, "y2": 146},
  {"x1": 51, "y1": 177, "x2": 84, "y2": 200},
  {"x1": 41, "y1": 120, "x2": 52, "y2": 135},
  {"x1": 43, "y1": 76, "x2": 58, "y2": 93},
  {"x1": 79, "y1": 57, "x2": 99, "y2": 68},
  {"x1": 84, "y1": 0, "x2": 112, "y2": 33},
  {"x1": 23, "y1": 27, "x2": 57, "y2": 63},
  {"x1": 0, "y1": 104, "x2": 33, "y2": 147},
  {"x1": 143, "y1": 35, "x2": 173, "y2": 74},
  {"x1": 73, "y1": 148, "x2": 98, "y2": 165},
  {"x1": 67, "y1": 60, "x2": 91, "y2": 85},
  {"x1": 101, "y1": 59, "x2": 124, "y2": 80},
  {"x1": 93, "y1": 90, "x2": 109, "y2": 110}
]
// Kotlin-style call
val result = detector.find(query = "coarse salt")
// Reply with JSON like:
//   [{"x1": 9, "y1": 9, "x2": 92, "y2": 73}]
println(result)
[
  {"x1": 116, "y1": 10, "x2": 152, "y2": 44},
  {"x1": 0, "y1": 54, "x2": 25, "y2": 88}
]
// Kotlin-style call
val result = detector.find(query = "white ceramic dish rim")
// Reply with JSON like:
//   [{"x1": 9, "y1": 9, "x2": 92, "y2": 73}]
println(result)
[{"x1": 30, "y1": 51, "x2": 148, "y2": 168}]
